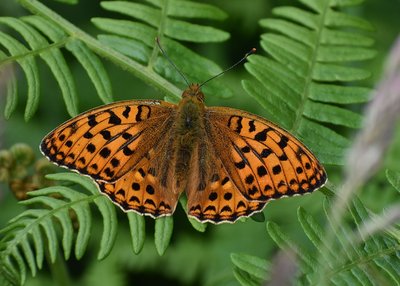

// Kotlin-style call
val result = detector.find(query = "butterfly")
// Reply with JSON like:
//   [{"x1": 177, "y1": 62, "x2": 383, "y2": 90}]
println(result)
[
  {"x1": 40, "y1": 81, "x2": 327, "y2": 224},
  {"x1": 41, "y1": 42, "x2": 326, "y2": 224}
]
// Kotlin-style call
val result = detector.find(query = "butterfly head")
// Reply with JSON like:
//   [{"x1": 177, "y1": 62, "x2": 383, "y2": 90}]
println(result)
[{"x1": 182, "y1": 83, "x2": 205, "y2": 103}]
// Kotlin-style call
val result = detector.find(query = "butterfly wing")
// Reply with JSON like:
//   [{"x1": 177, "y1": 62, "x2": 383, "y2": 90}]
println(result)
[
  {"x1": 186, "y1": 106, "x2": 327, "y2": 224},
  {"x1": 40, "y1": 100, "x2": 176, "y2": 182},
  {"x1": 185, "y1": 138, "x2": 266, "y2": 223},
  {"x1": 206, "y1": 107, "x2": 327, "y2": 201},
  {"x1": 97, "y1": 129, "x2": 180, "y2": 217}
]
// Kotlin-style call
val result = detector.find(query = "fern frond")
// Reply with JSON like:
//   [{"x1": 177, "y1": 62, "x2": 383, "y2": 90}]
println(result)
[
  {"x1": 243, "y1": 0, "x2": 376, "y2": 165},
  {"x1": 231, "y1": 253, "x2": 270, "y2": 286},
  {"x1": 0, "y1": 0, "x2": 230, "y2": 119},
  {"x1": 386, "y1": 169, "x2": 400, "y2": 193},
  {"x1": 262, "y1": 200, "x2": 400, "y2": 285},
  {"x1": 0, "y1": 171, "x2": 182, "y2": 283},
  {"x1": 92, "y1": 0, "x2": 231, "y2": 101},
  {"x1": 0, "y1": 14, "x2": 112, "y2": 119},
  {"x1": 0, "y1": 172, "x2": 119, "y2": 284}
]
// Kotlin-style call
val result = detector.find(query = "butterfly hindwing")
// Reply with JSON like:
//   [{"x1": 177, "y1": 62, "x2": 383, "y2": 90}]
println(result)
[
  {"x1": 185, "y1": 142, "x2": 267, "y2": 223},
  {"x1": 206, "y1": 107, "x2": 327, "y2": 202},
  {"x1": 40, "y1": 100, "x2": 175, "y2": 182},
  {"x1": 98, "y1": 124, "x2": 182, "y2": 217},
  {"x1": 97, "y1": 139, "x2": 180, "y2": 217}
]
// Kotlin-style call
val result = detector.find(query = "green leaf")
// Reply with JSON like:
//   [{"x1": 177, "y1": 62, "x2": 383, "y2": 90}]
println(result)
[
  {"x1": 0, "y1": 17, "x2": 79, "y2": 117},
  {"x1": 0, "y1": 51, "x2": 18, "y2": 119},
  {"x1": 261, "y1": 34, "x2": 311, "y2": 72},
  {"x1": 53, "y1": 0, "x2": 78, "y2": 4},
  {"x1": 321, "y1": 28, "x2": 374, "y2": 47},
  {"x1": 146, "y1": 0, "x2": 228, "y2": 20},
  {"x1": 98, "y1": 35, "x2": 151, "y2": 64},
  {"x1": 154, "y1": 216, "x2": 173, "y2": 256},
  {"x1": 20, "y1": 238, "x2": 36, "y2": 277},
  {"x1": 247, "y1": 0, "x2": 374, "y2": 167},
  {"x1": 30, "y1": 227, "x2": 44, "y2": 268},
  {"x1": 313, "y1": 63, "x2": 371, "y2": 82},
  {"x1": 179, "y1": 196, "x2": 207, "y2": 232},
  {"x1": 66, "y1": 39, "x2": 113, "y2": 105},
  {"x1": 231, "y1": 253, "x2": 270, "y2": 280},
  {"x1": 164, "y1": 19, "x2": 229, "y2": 43},
  {"x1": 92, "y1": 18, "x2": 157, "y2": 47},
  {"x1": 266, "y1": 222, "x2": 317, "y2": 274},
  {"x1": 100, "y1": 1, "x2": 229, "y2": 43},
  {"x1": 298, "y1": 0, "x2": 324, "y2": 13},
  {"x1": 272, "y1": 6, "x2": 319, "y2": 30},
  {"x1": 0, "y1": 30, "x2": 40, "y2": 121},
  {"x1": 40, "y1": 218, "x2": 58, "y2": 263},
  {"x1": 297, "y1": 119, "x2": 349, "y2": 165},
  {"x1": 304, "y1": 101, "x2": 363, "y2": 128},
  {"x1": 386, "y1": 169, "x2": 400, "y2": 193},
  {"x1": 325, "y1": 10, "x2": 374, "y2": 30},
  {"x1": 233, "y1": 267, "x2": 264, "y2": 286},
  {"x1": 309, "y1": 84, "x2": 371, "y2": 104},
  {"x1": 100, "y1": 1, "x2": 160, "y2": 28},
  {"x1": 127, "y1": 212, "x2": 146, "y2": 254},
  {"x1": 12, "y1": 248, "x2": 26, "y2": 284},
  {"x1": 266, "y1": 197, "x2": 400, "y2": 285},
  {"x1": 93, "y1": 196, "x2": 118, "y2": 260},
  {"x1": 24, "y1": 16, "x2": 113, "y2": 107},
  {"x1": 318, "y1": 46, "x2": 377, "y2": 62},
  {"x1": 297, "y1": 207, "x2": 336, "y2": 267},
  {"x1": 259, "y1": 19, "x2": 315, "y2": 47}
]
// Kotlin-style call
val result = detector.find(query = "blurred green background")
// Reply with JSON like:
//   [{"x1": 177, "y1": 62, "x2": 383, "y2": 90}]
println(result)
[{"x1": 0, "y1": 0, "x2": 399, "y2": 285}]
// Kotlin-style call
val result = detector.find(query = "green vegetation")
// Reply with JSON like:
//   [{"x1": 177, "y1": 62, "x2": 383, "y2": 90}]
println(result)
[{"x1": 0, "y1": 0, "x2": 399, "y2": 285}]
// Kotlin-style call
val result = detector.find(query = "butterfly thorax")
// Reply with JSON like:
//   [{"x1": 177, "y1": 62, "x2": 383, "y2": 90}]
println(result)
[{"x1": 173, "y1": 84, "x2": 207, "y2": 191}]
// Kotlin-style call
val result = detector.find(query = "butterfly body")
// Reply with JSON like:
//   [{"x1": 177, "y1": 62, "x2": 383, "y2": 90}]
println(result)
[
  {"x1": 41, "y1": 84, "x2": 327, "y2": 224},
  {"x1": 174, "y1": 84, "x2": 206, "y2": 191}
]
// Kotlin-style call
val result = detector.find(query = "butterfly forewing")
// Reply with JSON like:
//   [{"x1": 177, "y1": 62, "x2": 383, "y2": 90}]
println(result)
[
  {"x1": 206, "y1": 107, "x2": 327, "y2": 203},
  {"x1": 40, "y1": 100, "x2": 176, "y2": 182}
]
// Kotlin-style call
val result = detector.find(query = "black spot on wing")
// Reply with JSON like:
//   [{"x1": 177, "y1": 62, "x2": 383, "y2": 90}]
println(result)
[
  {"x1": 272, "y1": 165, "x2": 282, "y2": 175},
  {"x1": 88, "y1": 114, "x2": 98, "y2": 127},
  {"x1": 86, "y1": 143, "x2": 96, "y2": 153},
  {"x1": 278, "y1": 135, "x2": 289, "y2": 148},
  {"x1": 254, "y1": 128, "x2": 268, "y2": 141},
  {"x1": 132, "y1": 183, "x2": 140, "y2": 190},
  {"x1": 209, "y1": 192, "x2": 218, "y2": 201},
  {"x1": 100, "y1": 130, "x2": 111, "y2": 140},
  {"x1": 99, "y1": 147, "x2": 111, "y2": 158},
  {"x1": 122, "y1": 106, "x2": 131, "y2": 118},
  {"x1": 84, "y1": 131, "x2": 93, "y2": 139},
  {"x1": 248, "y1": 120, "x2": 256, "y2": 132},
  {"x1": 108, "y1": 110, "x2": 121, "y2": 125}
]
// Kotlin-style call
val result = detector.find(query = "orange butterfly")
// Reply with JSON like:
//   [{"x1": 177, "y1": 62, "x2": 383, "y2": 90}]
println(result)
[{"x1": 40, "y1": 49, "x2": 327, "y2": 224}]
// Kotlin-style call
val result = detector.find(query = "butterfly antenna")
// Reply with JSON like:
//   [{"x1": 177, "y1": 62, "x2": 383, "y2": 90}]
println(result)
[
  {"x1": 199, "y1": 48, "x2": 256, "y2": 88},
  {"x1": 156, "y1": 37, "x2": 190, "y2": 86}
]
